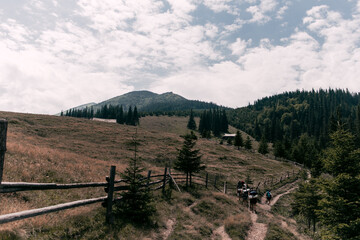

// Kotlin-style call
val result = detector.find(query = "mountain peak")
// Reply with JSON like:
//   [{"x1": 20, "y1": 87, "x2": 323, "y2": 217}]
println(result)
[{"x1": 67, "y1": 90, "x2": 229, "y2": 113}]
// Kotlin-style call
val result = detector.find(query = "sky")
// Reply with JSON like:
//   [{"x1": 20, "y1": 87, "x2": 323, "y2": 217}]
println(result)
[{"x1": 1, "y1": 0, "x2": 360, "y2": 114}]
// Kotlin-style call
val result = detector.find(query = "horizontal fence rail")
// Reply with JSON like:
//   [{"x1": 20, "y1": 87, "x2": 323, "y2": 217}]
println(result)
[
  {"x1": 0, "y1": 166, "x2": 173, "y2": 225},
  {"x1": 0, "y1": 181, "x2": 124, "y2": 193},
  {"x1": 0, "y1": 196, "x2": 107, "y2": 224}
]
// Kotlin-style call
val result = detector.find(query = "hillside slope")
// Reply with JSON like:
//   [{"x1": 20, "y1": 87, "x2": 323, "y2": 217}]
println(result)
[{"x1": 0, "y1": 112, "x2": 301, "y2": 239}]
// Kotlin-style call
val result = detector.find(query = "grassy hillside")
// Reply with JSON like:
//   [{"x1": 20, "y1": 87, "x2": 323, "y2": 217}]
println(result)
[{"x1": 0, "y1": 112, "x2": 301, "y2": 239}]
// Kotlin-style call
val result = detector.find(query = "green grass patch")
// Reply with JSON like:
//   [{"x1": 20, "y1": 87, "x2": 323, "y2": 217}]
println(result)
[
  {"x1": 271, "y1": 192, "x2": 295, "y2": 218},
  {"x1": 192, "y1": 199, "x2": 222, "y2": 222}
]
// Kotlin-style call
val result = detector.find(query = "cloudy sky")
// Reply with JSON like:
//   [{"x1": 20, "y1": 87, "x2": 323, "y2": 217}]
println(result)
[{"x1": 1, "y1": 0, "x2": 360, "y2": 114}]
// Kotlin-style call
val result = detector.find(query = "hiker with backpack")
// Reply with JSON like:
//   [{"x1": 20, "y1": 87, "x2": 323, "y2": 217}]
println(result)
[
  {"x1": 237, "y1": 180, "x2": 245, "y2": 200},
  {"x1": 266, "y1": 190, "x2": 272, "y2": 204},
  {"x1": 241, "y1": 188, "x2": 249, "y2": 206},
  {"x1": 249, "y1": 188, "x2": 258, "y2": 213}
]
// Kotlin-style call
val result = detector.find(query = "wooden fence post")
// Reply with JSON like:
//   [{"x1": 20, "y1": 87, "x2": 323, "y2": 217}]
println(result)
[
  {"x1": 162, "y1": 167, "x2": 167, "y2": 193},
  {"x1": 147, "y1": 170, "x2": 152, "y2": 187},
  {"x1": 0, "y1": 119, "x2": 8, "y2": 183},
  {"x1": 223, "y1": 181, "x2": 227, "y2": 194},
  {"x1": 106, "y1": 166, "x2": 116, "y2": 224},
  {"x1": 205, "y1": 173, "x2": 208, "y2": 189}
]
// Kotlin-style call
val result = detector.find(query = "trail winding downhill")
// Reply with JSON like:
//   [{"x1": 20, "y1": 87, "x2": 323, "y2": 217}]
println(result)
[
  {"x1": 158, "y1": 171, "x2": 312, "y2": 240},
  {"x1": 246, "y1": 212, "x2": 268, "y2": 240},
  {"x1": 246, "y1": 177, "x2": 311, "y2": 240}
]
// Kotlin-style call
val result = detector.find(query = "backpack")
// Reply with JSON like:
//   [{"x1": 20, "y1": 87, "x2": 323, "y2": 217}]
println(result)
[{"x1": 266, "y1": 191, "x2": 271, "y2": 198}]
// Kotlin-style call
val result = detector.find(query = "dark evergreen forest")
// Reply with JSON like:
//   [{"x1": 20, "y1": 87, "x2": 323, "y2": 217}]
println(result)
[
  {"x1": 228, "y1": 89, "x2": 360, "y2": 169},
  {"x1": 198, "y1": 109, "x2": 229, "y2": 138},
  {"x1": 63, "y1": 105, "x2": 140, "y2": 126}
]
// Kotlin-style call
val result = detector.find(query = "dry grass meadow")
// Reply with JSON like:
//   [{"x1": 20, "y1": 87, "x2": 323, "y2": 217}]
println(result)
[{"x1": 0, "y1": 111, "x2": 301, "y2": 239}]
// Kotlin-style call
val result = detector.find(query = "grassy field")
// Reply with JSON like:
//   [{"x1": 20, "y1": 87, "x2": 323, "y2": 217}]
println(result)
[{"x1": 0, "y1": 112, "x2": 301, "y2": 239}]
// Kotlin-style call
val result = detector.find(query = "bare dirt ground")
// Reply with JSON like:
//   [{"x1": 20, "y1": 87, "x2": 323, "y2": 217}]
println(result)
[
  {"x1": 255, "y1": 178, "x2": 312, "y2": 240},
  {"x1": 246, "y1": 212, "x2": 267, "y2": 240},
  {"x1": 211, "y1": 225, "x2": 232, "y2": 240},
  {"x1": 162, "y1": 218, "x2": 176, "y2": 240}
]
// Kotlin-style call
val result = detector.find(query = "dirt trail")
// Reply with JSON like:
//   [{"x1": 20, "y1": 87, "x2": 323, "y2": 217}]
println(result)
[
  {"x1": 159, "y1": 171, "x2": 311, "y2": 240},
  {"x1": 270, "y1": 186, "x2": 298, "y2": 206},
  {"x1": 248, "y1": 178, "x2": 310, "y2": 240},
  {"x1": 246, "y1": 212, "x2": 267, "y2": 240},
  {"x1": 162, "y1": 218, "x2": 176, "y2": 240},
  {"x1": 211, "y1": 225, "x2": 232, "y2": 240},
  {"x1": 279, "y1": 217, "x2": 312, "y2": 240}
]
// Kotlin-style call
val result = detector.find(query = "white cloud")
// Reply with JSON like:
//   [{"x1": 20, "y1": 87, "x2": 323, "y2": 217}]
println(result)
[
  {"x1": 166, "y1": 0, "x2": 197, "y2": 20},
  {"x1": 203, "y1": 0, "x2": 238, "y2": 14},
  {"x1": 276, "y1": 3, "x2": 289, "y2": 19},
  {"x1": 0, "y1": 19, "x2": 31, "y2": 45},
  {"x1": 1, "y1": 0, "x2": 360, "y2": 114},
  {"x1": 150, "y1": 2, "x2": 360, "y2": 109},
  {"x1": 204, "y1": 23, "x2": 219, "y2": 38},
  {"x1": 223, "y1": 18, "x2": 245, "y2": 35},
  {"x1": 247, "y1": 0, "x2": 278, "y2": 24},
  {"x1": 229, "y1": 38, "x2": 251, "y2": 56}
]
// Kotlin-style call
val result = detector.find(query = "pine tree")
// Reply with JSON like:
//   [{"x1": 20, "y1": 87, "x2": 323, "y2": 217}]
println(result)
[
  {"x1": 292, "y1": 179, "x2": 322, "y2": 232},
  {"x1": 133, "y1": 106, "x2": 139, "y2": 126},
  {"x1": 258, "y1": 135, "x2": 269, "y2": 154},
  {"x1": 234, "y1": 130, "x2": 243, "y2": 150},
  {"x1": 174, "y1": 131, "x2": 205, "y2": 188},
  {"x1": 213, "y1": 110, "x2": 221, "y2": 137},
  {"x1": 116, "y1": 105, "x2": 124, "y2": 124},
  {"x1": 356, "y1": 105, "x2": 360, "y2": 147},
  {"x1": 244, "y1": 136, "x2": 252, "y2": 150},
  {"x1": 273, "y1": 141, "x2": 285, "y2": 158},
  {"x1": 254, "y1": 120, "x2": 262, "y2": 141},
  {"x1": 90, "y1": 107, "x2": 94, "y2": 119},
  {"x1": 126, "y1": 106, "x2": 133, "y2": 125},
  {"x1": 220, "y1": 109, "x2": 229, "y2": 133},
  {"x1": 187, "y1": 109, "x2": 197, "y2": 130},
  {"x1": 316, "y1": 128, "x2": 360, "y2": 239},
  {"x1": 102, "y1": 105, "x2": 109, "y2": 118},
  {"x1": 114, "y1": 133, "x2": 155, "y2": 223}
]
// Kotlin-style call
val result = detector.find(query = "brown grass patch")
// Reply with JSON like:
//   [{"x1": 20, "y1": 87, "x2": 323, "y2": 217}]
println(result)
[{"x1": 225, "y1": 212, "x2": 252, "y2": 240}]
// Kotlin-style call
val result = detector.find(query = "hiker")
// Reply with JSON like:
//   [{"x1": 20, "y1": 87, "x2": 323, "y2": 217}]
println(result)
[
  {"x1": 242, "y1": 188, "x2": 248, "y2": 206},
  {"x1": 237, "y1": 180, "x2": 245, "y2": 200},
  {"x1": 266, "y1": 190, "x2": 272, "y2": 204},
  {"x1": 249, "y1": 188, "x2": 258, "y2": 213}
]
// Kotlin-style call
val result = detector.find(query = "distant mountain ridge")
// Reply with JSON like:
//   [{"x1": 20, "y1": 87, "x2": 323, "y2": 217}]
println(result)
[{"x1": 68, "y1": 90, "x2": 228, "y2": 113}]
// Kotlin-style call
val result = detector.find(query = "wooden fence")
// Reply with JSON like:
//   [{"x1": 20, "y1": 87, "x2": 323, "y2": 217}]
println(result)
[
  {"x1": 0, "y1": 119, "x2": 301, "y2": 225},
  {"x1": 0, "y1": 165, "x2": 174, "y2": 225}
]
